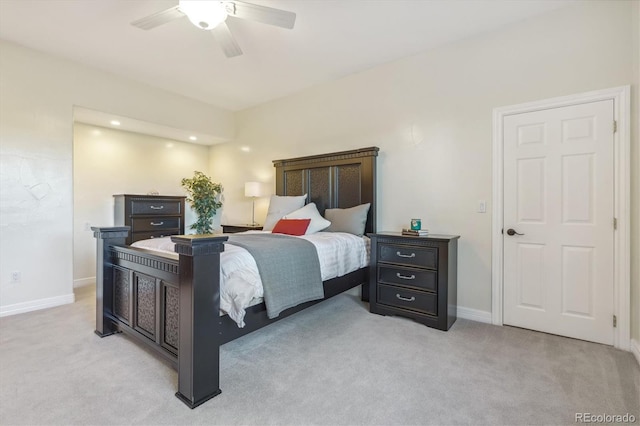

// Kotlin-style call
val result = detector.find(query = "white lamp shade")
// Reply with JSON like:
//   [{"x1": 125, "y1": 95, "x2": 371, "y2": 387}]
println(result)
[{"x1": 244, "y1": 182, "x2": 262, "y2": 197}]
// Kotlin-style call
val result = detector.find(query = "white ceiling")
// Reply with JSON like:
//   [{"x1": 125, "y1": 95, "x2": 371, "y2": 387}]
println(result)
[
  {"x1": 3, "y1": 0, "x2": 576, "y2": 144},
  {"x1": 73, "y1": 106, "x2": 227, "y2": 145},
  {"x1": 0, "y1": 0, "x2": 575, "y2": 114}
]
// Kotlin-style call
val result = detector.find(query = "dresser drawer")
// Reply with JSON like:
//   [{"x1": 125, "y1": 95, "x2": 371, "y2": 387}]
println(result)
[
  {"x1": 131, "y1": 217, "x2": 181, "y2": 232},
  {"x1": 377, "y1": 284, "x2": 437, "y2": 316},
  {"x1": 378, "y1": 243, "x2": 437, "y2": 269},
  {"x1": 378, "y1": 265, "x2": 437, "y2": 293},
  {"x1": 131, "y1": 199, "x2": 182, "y2": 215},
  {"x1": 131, "y1": 231, "x2": 179, "y2": 243}
]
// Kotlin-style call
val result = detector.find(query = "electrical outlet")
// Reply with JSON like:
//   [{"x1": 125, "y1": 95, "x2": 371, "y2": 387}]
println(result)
[
  {"x1": 10, "y1": 271, "x2": 21, "y2": 283},
  {"x1": 477, "y1": 200, "x2": 487, "y2": 213}
]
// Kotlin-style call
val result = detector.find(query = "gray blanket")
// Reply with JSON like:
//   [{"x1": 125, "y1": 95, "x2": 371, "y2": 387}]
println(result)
[{"x1": 226, "y1": 233, "x2": 324, "y2": 319}]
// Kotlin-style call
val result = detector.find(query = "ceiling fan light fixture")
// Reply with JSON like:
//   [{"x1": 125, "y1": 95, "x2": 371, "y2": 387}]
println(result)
[{"x1": 178, "y1": 0, "x2": 227, "y2": 30}]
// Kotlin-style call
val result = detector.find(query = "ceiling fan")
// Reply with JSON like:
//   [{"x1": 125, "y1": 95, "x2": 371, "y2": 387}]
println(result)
[{"x1": 131, "y1": 0, "x2": 296, "y2": 58}]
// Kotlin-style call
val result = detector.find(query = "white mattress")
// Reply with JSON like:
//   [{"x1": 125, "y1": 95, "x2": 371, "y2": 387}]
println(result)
[{"x1": 132, "y1": 231, "x2": 370, "y2": 327}]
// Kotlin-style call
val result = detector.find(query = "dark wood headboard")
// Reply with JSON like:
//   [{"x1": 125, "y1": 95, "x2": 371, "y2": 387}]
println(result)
[{"x1": 273, "y1": 147, "x2": 379, "y2": 234}]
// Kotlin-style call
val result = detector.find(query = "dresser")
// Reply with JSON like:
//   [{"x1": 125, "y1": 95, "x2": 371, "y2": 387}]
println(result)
[
  {"x1": 114, "y1": 194, "x2": 186, "y2": 245},
  {"x1": 368, "y1": 232, "x2": 459, "y2": 331},
  {"x1": 221, "y1": 224, "x2": 264, "y2": 234}
]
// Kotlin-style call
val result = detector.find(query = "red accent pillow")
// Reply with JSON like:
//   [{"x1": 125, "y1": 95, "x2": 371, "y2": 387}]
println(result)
[{"x1": 271, "y1": 218, "x2": 311, "y2": 236}]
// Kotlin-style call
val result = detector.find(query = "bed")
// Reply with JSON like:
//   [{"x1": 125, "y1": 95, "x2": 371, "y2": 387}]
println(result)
[{"x1": 92, "y1": 146, "x2": 378, "y2": 408}]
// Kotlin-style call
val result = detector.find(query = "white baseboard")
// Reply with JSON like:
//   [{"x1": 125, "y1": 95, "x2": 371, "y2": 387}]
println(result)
[
  {"x1": 457, "y1": 306, "x2": 493, "y2": 324},
  {"x1": 631, "y1": 339, "x2": 640, "y2": 366},
  {"x1": 0, "y1": 293, "x2": 75, "y2": 317},
  {"x1": 73, "y1": 277, "x2": 95, "y2": 288}
]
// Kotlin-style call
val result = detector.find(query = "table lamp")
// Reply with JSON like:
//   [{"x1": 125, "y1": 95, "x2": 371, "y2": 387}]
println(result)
[{"x1": 244, "y1": 182, "x2": 261, "y2": 226}]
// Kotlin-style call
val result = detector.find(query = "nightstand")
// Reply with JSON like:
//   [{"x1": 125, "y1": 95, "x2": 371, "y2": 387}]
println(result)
[
  {"x1": 368, "y1": 232, "x2": 459, "y2": 331},
  {"x1": 222, "y1": 224, "x2": 263, "y2": 234}
]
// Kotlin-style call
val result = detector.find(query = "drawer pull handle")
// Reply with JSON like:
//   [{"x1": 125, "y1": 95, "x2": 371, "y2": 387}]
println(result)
[
  {"x1": 396, "y1": 294, "x2": 416, "y2": 302},
  {"x1": 396, "y1": 273, "x2": 416, "y2": 280},
  {"x1": 150, "y1": 205, "x2": 164, "y2": 210},
  {"x1": 396, "y1": 251, "x2": 416, "y2": 258},
  {"x1": 150, "y1": 221, "x2": 164, "y2": 226}
]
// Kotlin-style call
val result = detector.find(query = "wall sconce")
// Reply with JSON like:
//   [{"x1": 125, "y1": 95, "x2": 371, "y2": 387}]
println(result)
[{"x1": 244, "y1": 182, "x2": 262, "y2": 226}]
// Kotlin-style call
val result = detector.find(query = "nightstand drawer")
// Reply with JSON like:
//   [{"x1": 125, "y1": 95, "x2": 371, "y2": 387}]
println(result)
[
  {"x1": 131, "y1": 199, "x2": 182, "y2": 215},
  {"x1": 378, "y1": 243, "x2": 437, "y2": 269},
  {"x1": 378, "y1": 265, "x2": 437, "y2": 293},
  {"x1": 377, "y1": 284, "x2": 437, "y2": 316},
  {"x1": 131, "y1": 217, "x2": 181, "y2": 232}
]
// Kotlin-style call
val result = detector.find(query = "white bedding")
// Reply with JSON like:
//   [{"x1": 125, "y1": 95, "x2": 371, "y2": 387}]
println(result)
[{"x1": 131, "y1": 231, "x2": 369, "y2": 327}]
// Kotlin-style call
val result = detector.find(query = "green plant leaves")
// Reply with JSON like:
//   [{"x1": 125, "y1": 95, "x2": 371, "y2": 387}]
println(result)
[{"x1": 181, "y1": 171, "x2": 223, "y2": 234}]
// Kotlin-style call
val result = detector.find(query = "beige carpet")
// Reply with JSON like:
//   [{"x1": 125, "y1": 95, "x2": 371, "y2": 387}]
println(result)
[{"x1": 0, "y1": 285, "x2": 638, "y2": 425}]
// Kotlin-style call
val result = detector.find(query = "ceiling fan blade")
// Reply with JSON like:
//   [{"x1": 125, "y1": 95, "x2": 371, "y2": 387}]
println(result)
[
  {"x1": 131, "y1": 5, "x2": 185, "y2": 30},
  {"x1": 211, "y1": 21, "x2": 243, "y2": 58},
  {"x1": 224, "y1": 1, "x2": 296, "y2": 29}
]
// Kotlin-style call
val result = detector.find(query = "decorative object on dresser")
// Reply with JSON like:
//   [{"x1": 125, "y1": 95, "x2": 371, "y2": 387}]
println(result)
[
  {"x1": 113, "y1": 194, "x2": 185, "y2": 245},
  {"x1": 368, "y1": 232, "x2": 459, "y2": 331},
  {"x1": 221, "y1": 224, "x2": 263, "y2": 234},
  {"x1": 402, "y1": 228, "x2": 429, "y2": 236},
  {"x1": 244, "y1": 181, "x2": 262, "y2": 226},
  {"x1": 181, "y1": 171, "x2": 223, "y2": 234}
]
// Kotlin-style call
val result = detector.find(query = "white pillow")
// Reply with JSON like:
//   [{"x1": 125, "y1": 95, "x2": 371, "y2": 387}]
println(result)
[
  {"x1": 284, "y1": 202, "x2": 331, "y2": 234},
  {"x1": 324, "y1": 203, "x2": 371, "y2": 236},
  {"x1": 263, "y1": 194, "x2": 307, "y2": 231}
]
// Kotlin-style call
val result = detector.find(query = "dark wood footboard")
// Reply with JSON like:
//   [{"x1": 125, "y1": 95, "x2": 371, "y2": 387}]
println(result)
[
  {"x1": 93, "y1": 227, "x2": 229, "y2": 408},
  {"x1": 93, "y1": 227, "x2": 369, "y2": 408}
]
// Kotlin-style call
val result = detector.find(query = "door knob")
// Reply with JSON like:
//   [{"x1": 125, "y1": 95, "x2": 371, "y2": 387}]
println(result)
[{"x1": 506, "y1": 228, "x2": 524, "y2": 236}]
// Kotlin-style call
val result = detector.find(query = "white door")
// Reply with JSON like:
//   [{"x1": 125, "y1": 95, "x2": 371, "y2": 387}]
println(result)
[{"x1": 503, "y1": 100, "x2": 615, "y2": 345}]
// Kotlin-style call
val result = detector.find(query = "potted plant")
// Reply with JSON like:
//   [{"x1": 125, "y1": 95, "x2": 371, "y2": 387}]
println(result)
[{"x1": 181, "y1": 171, "x2": 223, "y2": 234}]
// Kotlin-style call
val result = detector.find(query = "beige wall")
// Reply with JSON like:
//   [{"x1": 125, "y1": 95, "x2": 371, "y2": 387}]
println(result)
[
  {"x1": 0, "y1": 40, "x2": 234, "y2": 314},
  {"x1": 211, "y1": 1, "x2": 639, "y2": 324},
  {"x1": 72, "y1": 123, "x2": 211, "y2": 284}
]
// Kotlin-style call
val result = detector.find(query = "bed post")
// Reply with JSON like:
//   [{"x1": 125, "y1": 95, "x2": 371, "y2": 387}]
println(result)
[
  {"x1": 92, "y1": 226, "x2": 130, "y2": 337},
  {"x1": 171, "y1": 234, "x2": 229, "y2": 409}
]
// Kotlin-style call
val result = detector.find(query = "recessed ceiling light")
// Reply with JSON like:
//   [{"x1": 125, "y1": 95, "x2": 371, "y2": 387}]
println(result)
[
  {"x1": 166, "y1": 143, "x2": 174, "y2": 148},
  {"x1": 110, "y1": 120, "x2": 121, "y2": 126},
  {"x1": 241, "y1": 146, "x2": 250, "y2": 152},
  {"x1": 189, "y1": 136, "x2": 197, "y2": 141}
]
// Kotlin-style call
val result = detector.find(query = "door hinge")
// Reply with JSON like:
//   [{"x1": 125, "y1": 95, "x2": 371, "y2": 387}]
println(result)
[
  {"x1": 613, "y1": 315, "x2": 617, "y2": 328},
  {"x1": 613, "y1": 218, "x2": 617, "y2": 230},
  {"x1": 613, "y1": 120, "x2": 617, "y2": 133}
]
